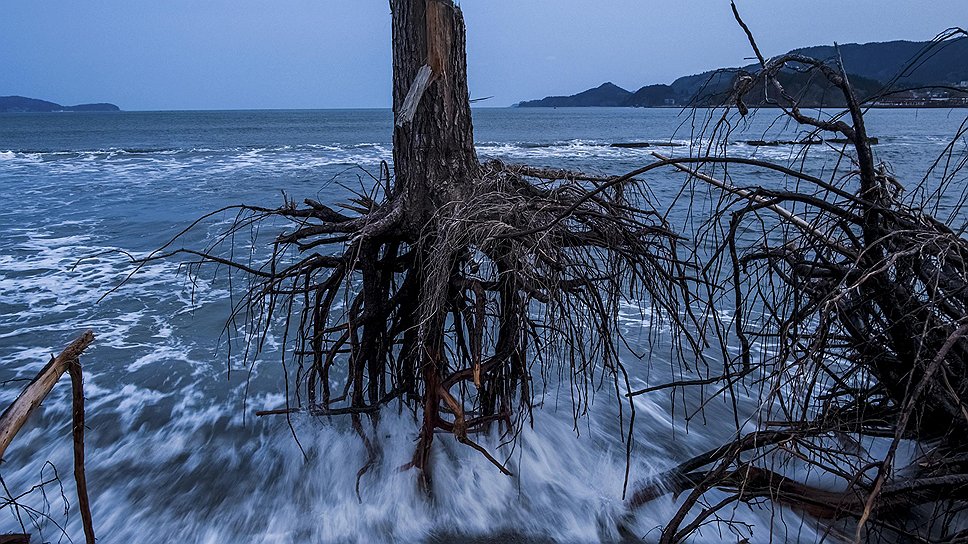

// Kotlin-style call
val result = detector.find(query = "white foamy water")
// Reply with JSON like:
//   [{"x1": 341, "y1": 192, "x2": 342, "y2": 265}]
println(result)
[{"x1": 1, "y1": 107, "x2": 966, "y2": 542}]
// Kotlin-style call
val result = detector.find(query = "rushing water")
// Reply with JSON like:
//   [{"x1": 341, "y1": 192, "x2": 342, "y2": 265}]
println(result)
[{"x1": 0, "y1": 107, "x2": 967, "y2": 543}]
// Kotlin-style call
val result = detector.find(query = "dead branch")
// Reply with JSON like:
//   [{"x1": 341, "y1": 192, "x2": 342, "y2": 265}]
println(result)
[
  {"x1": 0, "y1": 331, "x2": 96, "y2": 544},
  {"x1": 0, "y1": 332, "x2": 95, "y2": 460}
]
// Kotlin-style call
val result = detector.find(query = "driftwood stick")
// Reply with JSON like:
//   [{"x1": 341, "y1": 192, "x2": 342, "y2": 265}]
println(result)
[
  {"x1": 0, "y1": 331, "x2": 96, "y2": 544},
  {"x1": 67, "y1": 361, "x2": 95, "y2": 544},
  {"x1": 0, "y1": 331, "x2": 95, "y2": 461}
]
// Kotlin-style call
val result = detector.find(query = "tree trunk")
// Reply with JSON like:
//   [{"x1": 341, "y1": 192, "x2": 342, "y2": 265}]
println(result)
[
  {"x1": 389, "y1": 0, "x2": 481, "y2": 483},
  {"x1": 391, "y1": 0, "x2": 479, "y2": 234}
]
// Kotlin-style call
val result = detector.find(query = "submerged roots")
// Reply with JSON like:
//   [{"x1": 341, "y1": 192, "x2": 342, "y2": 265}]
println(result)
[
  {"x1": 151, "y1": 157, "x2": 698, "y2": 488},
  {"x1": 125, "y1": 16, "x2": 968, "y2": 544}
]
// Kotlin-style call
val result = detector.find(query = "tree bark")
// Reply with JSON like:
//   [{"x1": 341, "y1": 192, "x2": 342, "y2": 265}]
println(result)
[
  {"x1": 389, "y1": 0, "x2": 481, "y2": 483},
  {"x1": 391, "y1": 0, "x2": 479, "y2": 234}
]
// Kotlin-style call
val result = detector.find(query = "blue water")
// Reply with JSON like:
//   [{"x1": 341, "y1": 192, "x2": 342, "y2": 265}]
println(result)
[{"x1": 0, "y1": 107, "x2": 966, "y2": 543}]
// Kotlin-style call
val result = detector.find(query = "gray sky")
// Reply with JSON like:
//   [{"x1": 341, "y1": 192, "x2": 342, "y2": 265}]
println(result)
[{"x1": 2, "y1": 1, "x2": 964, "y2": 110}]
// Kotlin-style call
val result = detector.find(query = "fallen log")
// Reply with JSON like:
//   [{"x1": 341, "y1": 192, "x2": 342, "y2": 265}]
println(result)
[
  {"x1": 745, "y1": 138, "x2": 822, "y2": 146},
  {"x1": 610, "y1": 141, "x2": 686, "y2": 148},
  {"x1": 743, "y1": 137, "x2": 878, "y2": 146}
]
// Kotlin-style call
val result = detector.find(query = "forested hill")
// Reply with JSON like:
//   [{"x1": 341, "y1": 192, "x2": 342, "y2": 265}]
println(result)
[
  {"x1": 0, "y1": 96, "x2": 121, "y2": 113},
  {"x1": 518, "y1": 37, "x2": 968, "y2": 108}
]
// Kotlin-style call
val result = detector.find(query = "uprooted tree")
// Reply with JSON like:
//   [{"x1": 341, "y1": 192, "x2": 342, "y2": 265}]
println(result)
[
  {"x1": 132, "y1": 1, "x2": 968, "y2": 541},
  {"x1": 623, "y1": 20, "x2": 968, "y2": 543},
  {"x1": 140, "y1": 0, "x2": 696, "y2": 488}
]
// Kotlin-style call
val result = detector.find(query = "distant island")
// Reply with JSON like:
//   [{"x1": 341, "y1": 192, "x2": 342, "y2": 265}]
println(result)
[
  {"x1": 0, "y1": 96, "x2": 120, "y2": 113},
  {"x1": 518, "y1": 38, "x2": 968, "y2": 108}
]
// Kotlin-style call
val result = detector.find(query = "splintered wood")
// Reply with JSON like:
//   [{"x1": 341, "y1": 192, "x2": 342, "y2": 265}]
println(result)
[{"x1": 425, "y1": 0, "x2": 453, "y2": 76}]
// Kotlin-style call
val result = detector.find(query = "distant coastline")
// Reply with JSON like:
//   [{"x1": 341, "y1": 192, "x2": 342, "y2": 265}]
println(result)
[
  {"x1": 518, "y1": 38, "x2": 968, "y2": 109},
  {"x1": 0, "y1": 96, "x2": 120, "y2": 113}
]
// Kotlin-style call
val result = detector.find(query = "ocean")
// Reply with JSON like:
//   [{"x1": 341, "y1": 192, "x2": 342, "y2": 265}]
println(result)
[{"x1": 0, "y1": 107, "x2": 966, "y2": 542}]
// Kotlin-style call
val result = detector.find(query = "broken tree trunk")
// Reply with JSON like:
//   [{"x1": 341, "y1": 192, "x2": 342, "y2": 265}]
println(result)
[
  {"x1": 392, "y1": 0, "x2": 479, "y2": 233},
  {"x1": 389, "y1": 0, "x2": 481, "y2": 479}
]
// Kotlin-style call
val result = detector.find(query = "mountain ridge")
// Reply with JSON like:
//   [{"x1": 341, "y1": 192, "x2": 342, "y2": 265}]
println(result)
[
  {"x1": 518, "y1": 37, "x2": 968, "y2": 108},
  {"x1": 0, "y1": 96, "x2": 121, "y2": 113}
]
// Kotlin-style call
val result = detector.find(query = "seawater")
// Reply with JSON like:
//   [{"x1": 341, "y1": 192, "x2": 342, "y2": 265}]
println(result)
[{"x1": 0, "y1": 107, "x2": 966, "y2": 543}]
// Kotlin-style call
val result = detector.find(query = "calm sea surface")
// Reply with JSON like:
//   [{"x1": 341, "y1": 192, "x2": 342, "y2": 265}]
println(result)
[{"x1": 0, "y1": 107, "x2": 966, "y2": 542}]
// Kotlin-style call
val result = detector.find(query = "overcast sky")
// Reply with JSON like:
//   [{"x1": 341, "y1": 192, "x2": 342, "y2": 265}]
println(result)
[{"x1": 2, "y1": 1, "x2": 963, "y2": 110}]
